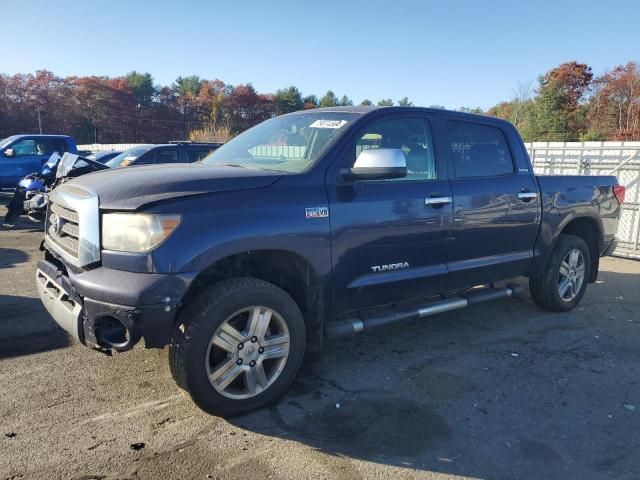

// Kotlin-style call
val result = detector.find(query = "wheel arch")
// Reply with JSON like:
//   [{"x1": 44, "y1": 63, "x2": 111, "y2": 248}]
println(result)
[
  {"x1": 557, "y1": 215, "x2": 603, "y2": 282},
  {"x1": 180, "y1": 249, "x2": 325, "y2": 352}
]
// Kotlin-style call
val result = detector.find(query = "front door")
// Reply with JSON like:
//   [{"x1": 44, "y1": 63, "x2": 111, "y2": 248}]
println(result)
[{"x1": 328, "y1": 114, "x2": 453, "y2": 315}]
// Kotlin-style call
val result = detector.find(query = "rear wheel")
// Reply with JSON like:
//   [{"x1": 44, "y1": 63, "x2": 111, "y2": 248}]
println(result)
[
  {"x1": 169, "y1": 278, "x2": 306, "y2": 416},
  {"x1": 529, "y1": 234, "x2": 591, "y2": 312}
]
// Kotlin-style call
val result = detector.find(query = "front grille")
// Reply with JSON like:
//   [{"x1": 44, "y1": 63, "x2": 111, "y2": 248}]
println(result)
[{"x1": 46, "y1": 202, "x2": 80, "y2": 259}]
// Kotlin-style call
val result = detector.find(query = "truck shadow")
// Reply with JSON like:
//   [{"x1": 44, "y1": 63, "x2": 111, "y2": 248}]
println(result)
[
  {"x1": 0, "y1": 294, "x2": 70, "y2": 359},
  {"x1": 0, "y1": 247, "x2": 29, "y2": 269},
  {"x1": 222, "y1": 270, "x2": 640, "y2": 479}
]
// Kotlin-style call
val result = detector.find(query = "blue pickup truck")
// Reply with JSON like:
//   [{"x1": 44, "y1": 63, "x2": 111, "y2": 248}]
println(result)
[
  {"x1": 0, "y1": 135, "x2": 78, "y2": 188},
  {"x1": 36, "y1": 107, "x2": 624, "y2": 416}
]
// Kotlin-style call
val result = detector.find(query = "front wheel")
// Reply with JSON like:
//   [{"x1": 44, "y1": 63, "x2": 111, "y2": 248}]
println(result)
[
  {"x1": 529, "y1": 234, "x2": 591, "y2": 312},
  {"x1": 169, "y1": 278, "x2": 306, "y2": 416}
]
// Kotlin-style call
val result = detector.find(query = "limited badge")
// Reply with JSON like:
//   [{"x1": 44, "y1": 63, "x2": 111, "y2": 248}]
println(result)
[{"x1": 305, "y1": 207, "x2": 329, "y2": 219}]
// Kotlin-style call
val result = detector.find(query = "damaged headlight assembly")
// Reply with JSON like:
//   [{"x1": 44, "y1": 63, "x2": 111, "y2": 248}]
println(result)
[{"x1": 102, "y1": 213, "x2": 181, "y2": 252}]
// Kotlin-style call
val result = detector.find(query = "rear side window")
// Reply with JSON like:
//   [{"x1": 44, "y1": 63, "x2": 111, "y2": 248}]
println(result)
[
  {"x1": 35, "y1": 138, "x2": 68, "y2": 155},
  {"x1": 154, "y1": 149, "x2": 180, "y2": 164},
  {"x1": 447, "y1": 121, "x2": 514, "y2": 178},
  {"x1": 187, "y1": 149, "x2": 213, "y2": 163}
]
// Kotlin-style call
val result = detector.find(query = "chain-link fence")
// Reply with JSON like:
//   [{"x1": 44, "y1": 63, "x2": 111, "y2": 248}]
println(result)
[{"x1": 527, "y1": 141, "x2": 640, "y2": 259}]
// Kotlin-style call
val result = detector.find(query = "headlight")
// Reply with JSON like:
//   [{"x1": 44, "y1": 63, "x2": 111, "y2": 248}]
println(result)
[{"x1": 102, "y1": 213, "x2": 181, "y2": 252}]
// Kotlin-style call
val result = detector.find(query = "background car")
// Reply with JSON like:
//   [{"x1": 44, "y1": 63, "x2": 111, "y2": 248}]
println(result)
[
  {"x1": 86, "y1": 150, "x2": 121, "y2": 164},
  {"x1": 105, "y1": 142, "x2": 222, "y2": 168},
  {"x1": 0, "y1": 134, "x2": 78, "y2": 188}
]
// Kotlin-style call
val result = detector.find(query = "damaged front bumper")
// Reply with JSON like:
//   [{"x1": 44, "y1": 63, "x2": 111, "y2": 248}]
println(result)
[
  {"x1": 23, "y1": 192, "x2": 48, "y2": 213},
  {"x1": 36, "y1": 259, "x2": 196, "y2": 352}
]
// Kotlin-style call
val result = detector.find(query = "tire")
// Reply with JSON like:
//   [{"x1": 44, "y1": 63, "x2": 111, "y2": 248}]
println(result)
[
  {"x1": 169, "y1": 278, "x2": 306, "y2": 416},
  {"x1": 529, "y1": 234, "x2": 591, "y2": 312}
]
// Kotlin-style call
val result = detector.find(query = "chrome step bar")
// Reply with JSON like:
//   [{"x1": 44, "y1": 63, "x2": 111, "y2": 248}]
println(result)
[{"x1": 325, "y1": 283, "x2": 523, "y2": 338}]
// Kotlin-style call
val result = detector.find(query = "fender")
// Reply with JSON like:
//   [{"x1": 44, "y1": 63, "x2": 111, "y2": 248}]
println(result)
[{"x1": 528, "y1": 211, "x2": 604, "y2": 279}]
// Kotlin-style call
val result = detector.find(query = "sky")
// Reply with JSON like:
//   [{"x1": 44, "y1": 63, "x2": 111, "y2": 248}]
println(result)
[{"x1": 1, "y1": 0, "x2": 638, "y2": 110}]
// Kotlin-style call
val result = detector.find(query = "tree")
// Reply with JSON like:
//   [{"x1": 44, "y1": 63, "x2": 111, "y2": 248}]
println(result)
[
  {"x1": 173, "y1": 75, "x2": 202, "y2": 97},
  {"x1": 319, "y1": 90, "x2": 338, "y2": 107},
  {"x1": 544, "y1": 61, "x2": 592, "y2": 111},
  {"x1": 486, "y1": 81, "x2": 538, "y2": 141},
  {"x1": 429, "y1": 104, "x2": 446, "y2": 109},
  {"x1": 173, "y1": 75, "x2": 204, "y2": 135},
  {"x1": 589, "y1": 62, "x2": 640, "y2": 140},
  {"x1": 338, "y1": 95, "x2": 353, "y2": 106},
  {"x1": 198, "y1": 79, "x2": 230, "y2": 125},
  {"x1": 227, "y1": 84, "x2": 273, "y2": 131},
  {"x1": 533, "y1": 76, "x2": 572, "y2": 141},
  {"x1": 302, "y1": 95, "x2": 318, "y2": 109},
  {"x1": 125, "y1": 71, "x2": 156, "y2": 106},
  {"x1": 377, "y1": 99, "x2": 394, "y2": 106},
  {"x1": 459, "y1": 106, "x2": 483, "y2": 114},
  {"x1": 274, "y1": 86, "x2": 303, "y2": 115},
  {"x1": 511, "y1": 81, "x2": 534, "y2": 128},
  {"x1": 536, "y1": 61, "x2": 593, "y2": 139},
  {"x1": 360, "y1": 99, "x2": 373, "y2": 106},
  {"x1": 398, "y1": 97, "x2": 413, "y2": 107}
]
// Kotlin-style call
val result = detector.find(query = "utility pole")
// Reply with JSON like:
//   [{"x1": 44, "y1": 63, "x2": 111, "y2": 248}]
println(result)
[{"x1": 37, "y1": 107, "x2": 42, "y2": 134}]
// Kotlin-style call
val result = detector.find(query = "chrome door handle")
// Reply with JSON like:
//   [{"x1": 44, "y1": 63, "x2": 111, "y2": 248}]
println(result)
[
  {"x1": 424, "y1": 196, "x2": 452, "y2": 206},
  {"x1": 517, "y1": 192, "x2": 538, "y2": 201}
]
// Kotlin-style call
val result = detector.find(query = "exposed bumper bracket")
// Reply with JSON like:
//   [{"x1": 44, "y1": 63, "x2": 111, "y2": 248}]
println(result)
[{"x1": 36, "y1": 268, "x2": 84, "y2": 342}]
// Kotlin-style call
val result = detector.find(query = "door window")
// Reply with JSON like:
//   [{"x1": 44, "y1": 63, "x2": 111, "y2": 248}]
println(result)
[
  {"x1": 35, "y1": 139, "x2": 67, "y2": 156},
  {"x1": 187, "y1": 149, "x2": 213, "y2": 163},
  {"x1": 447, "y1": 121, "x2": 514, "y2": 178},
  {"x1": 11, "y1": 139, "x2": 36, "y2": 157},
  {"x1": 353, "y1": 118, "x2": 436, "y2": 180},
  {"x1": 154, "y1": 149, "x2": 180, "y2": 164}
]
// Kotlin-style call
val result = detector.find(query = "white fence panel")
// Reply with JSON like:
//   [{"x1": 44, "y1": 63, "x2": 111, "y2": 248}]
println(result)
[
  {"x1": 526, "y1": 141, "x2": 640, "y2": 259},
  {"x1": 78, "y1": 143, "x2": 148, "y2": 152}
]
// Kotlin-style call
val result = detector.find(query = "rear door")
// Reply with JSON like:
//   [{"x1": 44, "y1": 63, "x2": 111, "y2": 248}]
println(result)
[
  {"x1": 444, "y1": 118, "x2": 540, "y2": 289},
  {"x1": 328, "y1": 113, "x2": 453, "y2": 314}
]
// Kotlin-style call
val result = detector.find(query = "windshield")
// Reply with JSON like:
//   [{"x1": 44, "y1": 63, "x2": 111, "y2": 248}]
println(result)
[
  {"x1": 105, "y1": 146, "x2": 151, "y2": 168},
  {"x1": 201, "y1": 112, "x2": 358, "y2": 172}
]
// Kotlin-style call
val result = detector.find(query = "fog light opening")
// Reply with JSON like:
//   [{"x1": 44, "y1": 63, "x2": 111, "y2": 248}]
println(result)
[{"x1": 95, "y1": 315, "x2": 130, "y2": 348}]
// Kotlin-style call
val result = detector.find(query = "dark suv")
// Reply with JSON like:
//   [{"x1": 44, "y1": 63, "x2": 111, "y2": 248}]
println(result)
[{"x1": 105, "y1": 142, "x2": 222, "y2": 168}]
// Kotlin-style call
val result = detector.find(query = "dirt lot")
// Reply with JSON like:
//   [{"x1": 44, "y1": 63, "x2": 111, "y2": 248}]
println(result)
[{"x1": 1, "y1": 192, "x2": 639, "y2": 480}]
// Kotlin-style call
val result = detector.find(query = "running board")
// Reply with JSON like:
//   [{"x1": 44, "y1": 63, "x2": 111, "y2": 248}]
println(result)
[{"x1": 325, "y1": 283, "x2": 523, "y2": 338}]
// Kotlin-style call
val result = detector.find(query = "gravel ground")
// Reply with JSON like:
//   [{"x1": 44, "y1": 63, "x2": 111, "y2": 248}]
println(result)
[{"x1": 1, "y1": 192, "x2": 639, "y2": 480}]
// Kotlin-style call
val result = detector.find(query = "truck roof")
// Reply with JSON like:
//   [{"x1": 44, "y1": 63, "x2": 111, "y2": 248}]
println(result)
[
  {"x1": 290, "y1": 106, "x2": 508, "y2": 126},
  {"x1": 5, "y1": 134, "x2": 73, "y2": 138}
]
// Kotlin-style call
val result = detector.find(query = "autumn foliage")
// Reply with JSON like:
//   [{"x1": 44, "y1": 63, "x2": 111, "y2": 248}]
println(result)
[
  {"x1": 0, "y1": 71, "x2": 276, "y2": 143},
  {"x1": 1, "y1": 62, "x2": 639, "y2": 143},
  {"x1": 487, "y1": 61, "x2": 640, "y2": 141}
]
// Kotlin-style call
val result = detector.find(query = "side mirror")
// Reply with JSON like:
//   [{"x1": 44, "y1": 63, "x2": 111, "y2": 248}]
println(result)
[
  {"x1": 346, "y1": 148, "x2": 407, "y2": 180},
  {"x1": 4, "y1": 148, "x2": 14, "y2": 157}
]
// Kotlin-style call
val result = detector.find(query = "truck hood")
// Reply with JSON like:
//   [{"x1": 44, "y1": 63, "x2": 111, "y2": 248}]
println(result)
[{"x1": 65, "y1": 163, "x2": 282, "y2": 210}]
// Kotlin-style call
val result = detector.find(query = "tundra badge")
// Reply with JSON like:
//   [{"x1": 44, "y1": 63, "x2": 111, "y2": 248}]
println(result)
[{"x1": 371, "y1": 262, "x2": 410, "y2": 273}]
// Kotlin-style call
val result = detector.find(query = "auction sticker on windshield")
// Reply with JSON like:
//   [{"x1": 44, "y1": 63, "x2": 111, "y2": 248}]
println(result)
[{"x1": 309, "y1": 119, "x2": 348, "y2": 129}]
